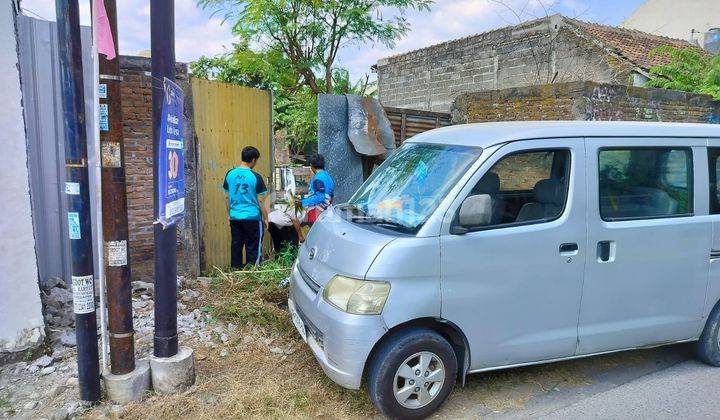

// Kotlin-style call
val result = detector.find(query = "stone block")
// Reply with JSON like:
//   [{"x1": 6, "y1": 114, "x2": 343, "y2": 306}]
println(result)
[{"x1": 318, "y1": 95, "x2": 364, "y2": 204}]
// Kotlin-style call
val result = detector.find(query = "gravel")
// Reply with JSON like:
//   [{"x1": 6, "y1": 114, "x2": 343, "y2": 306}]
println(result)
[{"x1": 0, "y1": 277, "x2": 227, "y2": 419}]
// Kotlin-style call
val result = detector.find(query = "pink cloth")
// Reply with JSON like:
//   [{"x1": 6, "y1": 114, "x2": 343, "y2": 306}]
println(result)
[{"x1": 94, "y1": 0, "x2": 116, "y2": 60}]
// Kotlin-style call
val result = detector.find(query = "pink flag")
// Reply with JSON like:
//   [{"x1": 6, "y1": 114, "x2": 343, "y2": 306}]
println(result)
[{"x1": 94, "y1": 0, "x2": 116, "y2": 60}]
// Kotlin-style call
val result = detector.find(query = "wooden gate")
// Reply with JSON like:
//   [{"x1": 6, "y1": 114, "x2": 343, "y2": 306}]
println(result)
[{"x1": 191, "y1": 78, "x2": 273, "y2": 270}]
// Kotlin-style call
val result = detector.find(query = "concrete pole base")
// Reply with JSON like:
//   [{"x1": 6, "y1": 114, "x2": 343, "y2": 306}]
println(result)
[
  {"x1": 103, "y1": 359, "x2": 151, "y2": 403},
  {"x1": 149, "y1": 346, "x2": 195, "y2": 394}
]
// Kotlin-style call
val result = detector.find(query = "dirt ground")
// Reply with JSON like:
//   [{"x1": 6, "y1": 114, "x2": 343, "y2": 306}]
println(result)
[
  {"x1": 112, "y1": 274, "x2": 695, "y2": 420},
  {"x1": 0, "y1": 263, "x2": 697, "y2": 419}
]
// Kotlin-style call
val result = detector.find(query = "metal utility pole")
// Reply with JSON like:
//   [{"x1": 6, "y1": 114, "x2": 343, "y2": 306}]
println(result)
[
  {"x1": 55, "y1": 0, "x2": 101, "y2": 402},
  {"x1": 98, "y1": 0, "x2": 136, "y2": 375},
  {"x1": 151, "y1": 0, "x2": 179, "y2": 358}
]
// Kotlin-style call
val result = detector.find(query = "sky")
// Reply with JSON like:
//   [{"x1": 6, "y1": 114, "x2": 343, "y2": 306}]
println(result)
[{"x1": 20, "y1": 0, "x2": 645, "y2": 80}]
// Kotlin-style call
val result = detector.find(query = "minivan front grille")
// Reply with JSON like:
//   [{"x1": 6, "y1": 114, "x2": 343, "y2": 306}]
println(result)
[{"x1": 298, "y1": 264, "x2": 321, "y2": 294}]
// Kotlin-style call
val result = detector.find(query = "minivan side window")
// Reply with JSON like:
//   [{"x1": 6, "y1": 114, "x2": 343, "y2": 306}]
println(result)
[
  {"x1": 709, "y1": 148, "x2": 720, "y2": 214},
  {"x1": 460, "y1": 149, "x2": 570, "y2": 229},
  {"x1": 599, "y1": 148, "x2": 692, "y2": 221}
]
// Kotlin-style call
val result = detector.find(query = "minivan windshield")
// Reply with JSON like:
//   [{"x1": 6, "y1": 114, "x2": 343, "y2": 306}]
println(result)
[{"x1": 347, "y1": 142, "x2": 483, "y2": 232}]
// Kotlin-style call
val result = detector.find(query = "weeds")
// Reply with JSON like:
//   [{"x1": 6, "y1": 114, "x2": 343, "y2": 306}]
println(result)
[
  {"x1": 201, "y1": 246, "x2": 298, "y2": 334},
  {"x1": 120, "y1": 244, "x2": 375, "y2": 419}
]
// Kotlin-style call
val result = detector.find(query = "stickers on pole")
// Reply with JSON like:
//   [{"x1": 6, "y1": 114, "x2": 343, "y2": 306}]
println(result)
[
  {"x1": 157, "y1": 78, "x2": 185, "y2": 227},
  {"x1": 65, "y1": 182, "x2": 80, "y2": 195},
  {"x1": 106, "y1": 240, "x2": 128, "y2": 267},
  {"x1": 68, "y1": 212, "x2": 81, "y2": 239},
  {"x1": 99, "y1": 103, "x2": 109, "y2": 132},
  {"x1": 72, "y1": 275, "x2": 95, "y2": 314},
  {"x1": 98, "y1": 83, "x2": 107, "y2": 99},
  {"x1": 101, "y1": 141, "x2": 122, "y2": 168}
]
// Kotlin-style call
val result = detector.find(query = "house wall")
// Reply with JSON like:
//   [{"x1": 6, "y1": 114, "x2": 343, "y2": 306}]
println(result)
[
  {"x1": 377, "y1": 15, "x2": 629, "y2": 113},
  {"x1": 0, "y1": 1, "x2": 44, "y2": 358},
  {"x1": 451, "y1": 81, "x2": 720, "y2": 124},
  {"x1": 620, "y1": 0, "x2": 720, "y2": 47}
]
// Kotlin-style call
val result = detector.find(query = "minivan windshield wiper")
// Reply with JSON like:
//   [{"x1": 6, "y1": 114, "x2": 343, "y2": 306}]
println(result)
[
  {"x1": 348, "y1": 215, "x2": 416, "y2": 233},
  {"x1": 340, "y1": 202, "x2": 367, "y2": 216}
]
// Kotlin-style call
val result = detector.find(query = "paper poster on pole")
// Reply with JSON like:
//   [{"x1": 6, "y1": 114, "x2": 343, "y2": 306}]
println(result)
[
  {"x1": 72, "y1": 275, "x2": 95, "y2": 314},
  {"x1": 157, "y1": 78, "x2": 185, "y2": 227}
]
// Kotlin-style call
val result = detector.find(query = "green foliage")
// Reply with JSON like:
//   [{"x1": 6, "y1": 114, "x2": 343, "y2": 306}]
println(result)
[
  {"x1": 197, "y1": 0, "x2": 432, "y2": 94},
  {"x1": 203, "y1": 246, "x2": 298, "y2": 334},
  {"x1": 190, "y1": 43, "x2": 297, "y2": 90},
  {"x1": 194, "y1": 0, "x2": 423, "y2": 149},
  {"x1": 191, "y1": 43, "x2": 377, "y2": 150},
  {"x1": 647, "y1": 46, "x2": 720, "y2": 100}
]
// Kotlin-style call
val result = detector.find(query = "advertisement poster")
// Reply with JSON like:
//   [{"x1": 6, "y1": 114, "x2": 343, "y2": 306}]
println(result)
[{"x1": 157, "y1": 78, "x2": 185, "y2": 227}]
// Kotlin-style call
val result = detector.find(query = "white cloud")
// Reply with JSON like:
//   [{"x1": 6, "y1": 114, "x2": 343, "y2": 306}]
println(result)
[
  {"x1": 335, "y1": 0, "x2": 608, "y2": 80},
  {"x1": 19, "y1": 0, "x2": 632, "y2": 81},
  {"x1": 20, "y1": 0, "x2": 236, "y2": 62}
]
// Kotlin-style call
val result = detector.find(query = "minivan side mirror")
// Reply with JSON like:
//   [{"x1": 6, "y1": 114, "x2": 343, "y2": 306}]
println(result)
[{"x1": 450, "y1": 194, "x2": 492, "y2": 235}]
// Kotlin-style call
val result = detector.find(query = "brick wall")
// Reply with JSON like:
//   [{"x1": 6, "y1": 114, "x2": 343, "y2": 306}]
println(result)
[
  {"x1": 377, "y1": 15, "x2": 632, "y2": 113},
  {"x1": 452, "y1": 81, "x2": 720, "y2": 124},
  {"x1": 119, "y1": 56, "x2": 199, "y2": 280}
]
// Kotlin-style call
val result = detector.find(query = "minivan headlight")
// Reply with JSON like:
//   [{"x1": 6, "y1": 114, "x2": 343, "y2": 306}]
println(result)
[{"x1": 323, "y1": 275, "x2": 390, "y2": 315}]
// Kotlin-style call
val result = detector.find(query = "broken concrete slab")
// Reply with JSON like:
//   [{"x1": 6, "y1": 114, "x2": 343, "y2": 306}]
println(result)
[{"x1": 318, "y1": 94, "x2": 363, "y2": 204}]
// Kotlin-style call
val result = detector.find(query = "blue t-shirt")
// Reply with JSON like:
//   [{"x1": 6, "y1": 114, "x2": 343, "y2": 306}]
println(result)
[
  {"x1": 223, "y1": 167, "x2": 268, "y2": 221},
  {"x1": 301, "y1": 170, "x2": 335, "y2": 209}
]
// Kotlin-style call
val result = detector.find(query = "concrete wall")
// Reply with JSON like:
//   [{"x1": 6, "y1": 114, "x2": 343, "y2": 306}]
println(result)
[
  {"x1": 377, "y1": 15, "x2": 631, "y2": 113},
  {"x1": 0, "y1": 1, "x2": 44, "y2": 357},
  {"x1": 621, "y1": 0, "x2": 720, "y2": 47},
  {"x1": 452, "y1": 81, "x2": 720, "y2": 125}
]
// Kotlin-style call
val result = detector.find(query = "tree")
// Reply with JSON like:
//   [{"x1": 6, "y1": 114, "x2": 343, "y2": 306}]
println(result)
[
  {"x1": 190, "y1": 43, "x2": 298, "y2": 90},
  {"x1": 190, "y1": 43, "x2": 377, "y2": 151},
  {"x1": 646, "y1": 46, "x2": 720, "y2": 101},
  {"x1": 197, "y1": 0, "x2": 432, "y2": 94}
]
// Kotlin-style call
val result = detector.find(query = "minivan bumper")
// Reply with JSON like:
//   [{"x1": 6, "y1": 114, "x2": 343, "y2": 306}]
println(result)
[{"x1": 289, "y1": 263, "x2": 388, "y2": 390}]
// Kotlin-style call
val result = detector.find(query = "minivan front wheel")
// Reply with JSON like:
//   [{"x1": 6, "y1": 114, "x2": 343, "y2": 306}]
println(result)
[
  {"x1": 696, "y1": 303, "x2": 720, "y2": 366},
  {"x1": 367, "y1": 328, "x2": 457, "y2": 419}
]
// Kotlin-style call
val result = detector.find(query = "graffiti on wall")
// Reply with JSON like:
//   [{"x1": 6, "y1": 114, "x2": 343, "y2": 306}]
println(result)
[{"x1": 588, "y1": 85, "x2": 666, "y2": 122}]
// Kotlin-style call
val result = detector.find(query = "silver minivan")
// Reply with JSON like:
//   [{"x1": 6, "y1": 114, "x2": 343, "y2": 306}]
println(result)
[{"x1": 289, "y1": 121, "x2": 720, "y2": 418}]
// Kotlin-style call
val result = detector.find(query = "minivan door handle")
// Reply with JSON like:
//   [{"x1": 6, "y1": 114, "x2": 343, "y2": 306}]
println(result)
[
  {"x1": 559, "y1": 243, "x2": 579, "y2": 256},
  {"x1": 597, "y1": 240, "x2": 615, "y2": 263}
]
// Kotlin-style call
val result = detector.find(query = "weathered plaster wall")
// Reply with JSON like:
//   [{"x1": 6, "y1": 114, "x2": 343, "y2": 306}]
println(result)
[
  {"x1": 0, "y1": 1, "x2": 44, "y2": 357},
  {"x1": 377, "y1": 15, "x2": 627, "y2": 113},
  {"x1": 452, "y1": 81, "x2": 720, "y2": 124}
]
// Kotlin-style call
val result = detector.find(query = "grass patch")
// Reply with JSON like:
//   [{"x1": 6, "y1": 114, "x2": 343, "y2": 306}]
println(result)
[
  {"x1": 200, "y1": 246, "x2": 297, "y2": 334},
  {"x1": 120, "y1": 246, "x2": 375, "y2": 419}
]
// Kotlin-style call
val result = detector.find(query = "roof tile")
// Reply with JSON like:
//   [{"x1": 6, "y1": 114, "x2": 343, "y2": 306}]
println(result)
[{"x1": 566, "y1": 18, "x2": 702, "y2": 71}]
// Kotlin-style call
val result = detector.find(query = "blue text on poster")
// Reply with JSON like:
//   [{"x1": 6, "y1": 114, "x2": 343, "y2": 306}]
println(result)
[{"x1": 157, "y1": 78, "x2": 185, "y2": 227}]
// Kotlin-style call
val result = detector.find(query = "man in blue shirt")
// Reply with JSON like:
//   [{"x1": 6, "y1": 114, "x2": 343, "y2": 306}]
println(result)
[
  {"x1": 297, "y1": 154, "x2": 335, "y2": 224},
  {"x1": 223, "y1": 146, "x2": 268, "y2": 268}
]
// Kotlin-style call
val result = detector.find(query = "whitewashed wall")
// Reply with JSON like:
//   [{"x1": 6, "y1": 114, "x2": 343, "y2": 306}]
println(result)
[
  {"x1": 0, "y1": 1, "x2": 44, "y2": 356},
  {"x1": 621, "y1": 0, "x2": 720, "y2": 47}
]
